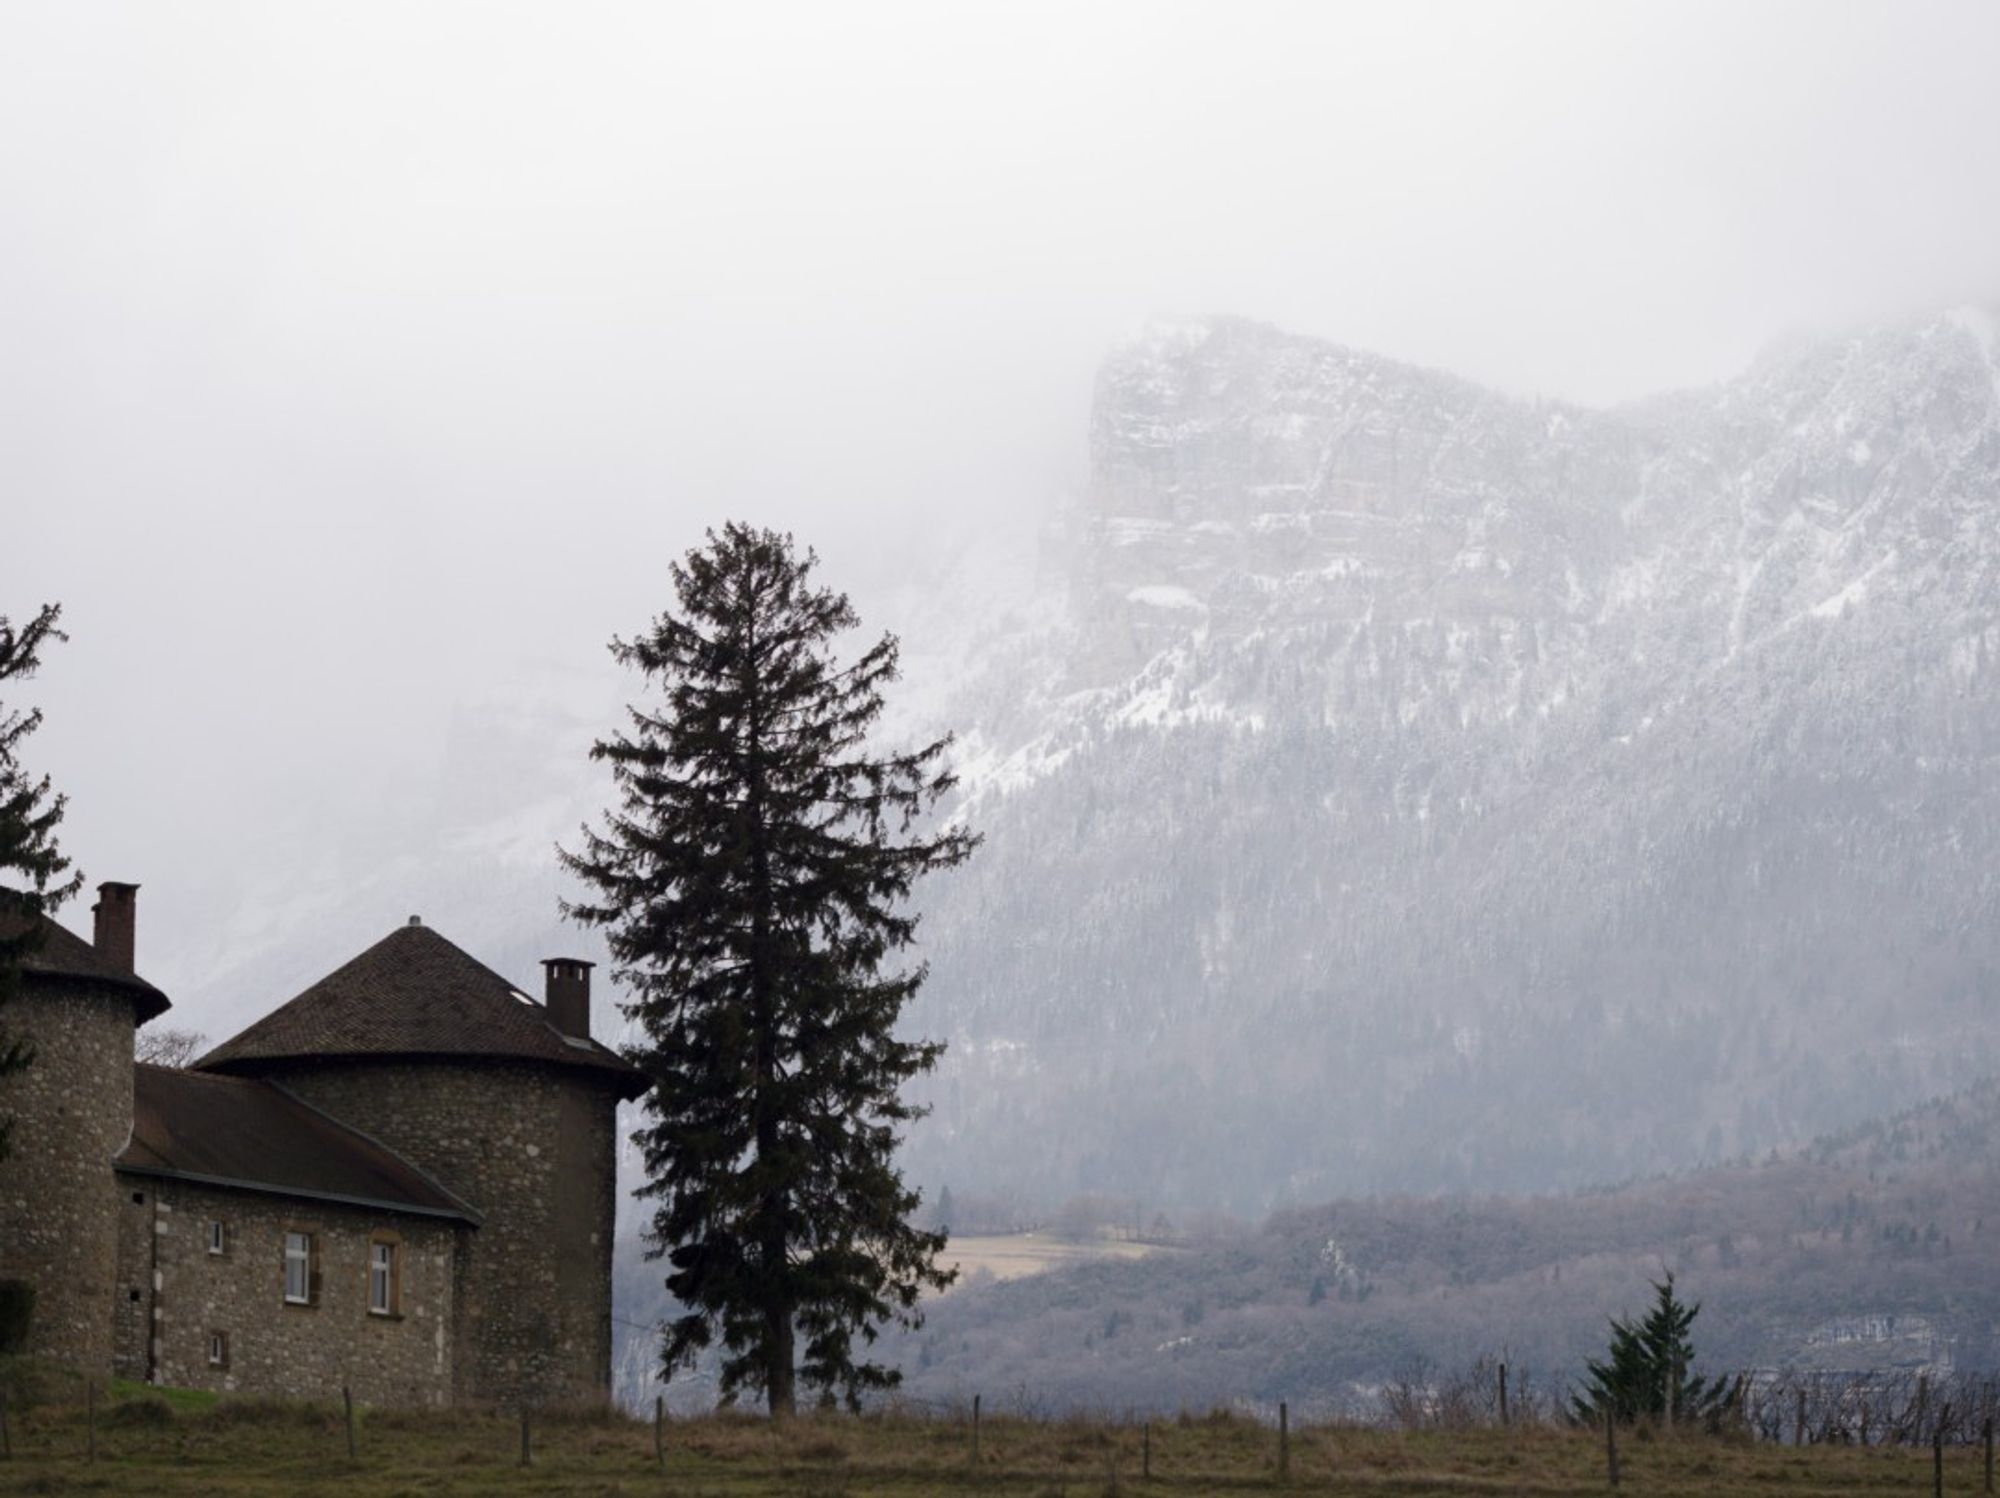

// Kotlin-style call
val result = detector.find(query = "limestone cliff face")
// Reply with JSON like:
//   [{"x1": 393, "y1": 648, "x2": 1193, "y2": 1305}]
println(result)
[{"x1": 906, "y1": 308, "x2": 2000, "y2": 1211}]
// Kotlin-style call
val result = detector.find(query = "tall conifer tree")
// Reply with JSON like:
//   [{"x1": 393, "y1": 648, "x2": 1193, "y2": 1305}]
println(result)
[
  {"x1": 0, "y1": 604, "x2": 80, "y2": 1161},
  {"x1": 564, "y1": 524, "x2": 977, "y2": 1415}
]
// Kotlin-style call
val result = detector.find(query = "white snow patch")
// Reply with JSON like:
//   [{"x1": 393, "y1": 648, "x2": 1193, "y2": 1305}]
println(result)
[{"x1": 1126, "y1": 585, "x2": 1206, "y2": 612}]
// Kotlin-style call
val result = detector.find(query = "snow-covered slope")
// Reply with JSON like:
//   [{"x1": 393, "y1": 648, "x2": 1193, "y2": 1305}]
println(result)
[{"x1": 902, "y1": 308, "x2": 2000, "y2": 1212}]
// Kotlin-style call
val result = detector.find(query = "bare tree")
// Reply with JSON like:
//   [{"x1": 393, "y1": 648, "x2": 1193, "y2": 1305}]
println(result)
[{"x1": 136, "y1": 1028, "x2": 207, "y2": 1068}]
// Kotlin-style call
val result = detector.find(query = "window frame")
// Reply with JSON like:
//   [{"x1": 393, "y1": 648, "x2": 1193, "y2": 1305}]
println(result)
[
  {"x1": 207, "y1": 1329, "x2": 229, "y2": 1369},
  {"x1": 366, "y1": 1230, "x2": 403, "y2": 1317},
  {"x1": 207, "y1": 1220, "x2": 227, "y2": 1256},
  {"x1": 282, "y1": 1229, "x2": 317, "y2": 1307}
]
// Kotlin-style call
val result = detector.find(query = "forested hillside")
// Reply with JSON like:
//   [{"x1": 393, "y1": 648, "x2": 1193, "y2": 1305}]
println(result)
[{"x1": 870, "y1": 1078, "x2": 2000, "y2": 1412}]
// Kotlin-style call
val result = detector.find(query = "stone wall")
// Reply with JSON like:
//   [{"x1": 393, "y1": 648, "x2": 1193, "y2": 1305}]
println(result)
[
  {"x1": 267, "y1": 1058, "x2": 619, "y2": 1405},
  {"x1": 0, "y1": 982, "x2": 132, "y2": 1374},
  {"x1": 117, "y1": 1177, "x2": 459, "y2": 1407},
  {"x1": 112, "y1": 1184, "x2": 151, "y2": 1380}
]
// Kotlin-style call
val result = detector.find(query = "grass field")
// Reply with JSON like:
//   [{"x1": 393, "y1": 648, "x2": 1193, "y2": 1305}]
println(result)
[
  {"x1": 0, "y1": 1382, "x2": 1985, "y2": 1496},
  {"x1": 937, "y1": 1231, "x2": 1169, "y2": 1287}
]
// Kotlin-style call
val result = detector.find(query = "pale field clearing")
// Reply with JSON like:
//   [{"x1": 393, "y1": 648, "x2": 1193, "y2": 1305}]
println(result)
[{"x1": 934, "y1": 1231, "x2": 1169, "y2": 1288}]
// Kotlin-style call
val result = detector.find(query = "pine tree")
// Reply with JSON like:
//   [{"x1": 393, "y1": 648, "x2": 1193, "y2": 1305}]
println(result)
[
  {"x1": 0, "y1": 604, "x2": 81, "y2": 1161},
  {"x1": 1572, "y1": 1273, "x2": 1726, "y2": 1426},
  {"x1": 563, "y1": 524, "x2": 978, "y2": 1415}
]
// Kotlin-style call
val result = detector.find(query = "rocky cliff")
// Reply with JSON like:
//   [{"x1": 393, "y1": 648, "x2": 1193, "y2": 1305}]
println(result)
[{"x1": 903, "y1": 309, "x2": 2000, "y2": 1212}]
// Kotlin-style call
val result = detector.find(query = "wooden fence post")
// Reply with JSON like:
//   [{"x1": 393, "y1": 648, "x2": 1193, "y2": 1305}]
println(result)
[
  {"x1": 1605, "y1": 1413, "x2": 1620, "y2": 1489},
  {"x1": 1278, "y1": 1400, "x2": 1290, "y2": 1484},
  {"x1": 1795, "y1": 1386, "x2": 1807, "y2": 1447},
  {"x1": 1498, "y1": 1362, "x2": 1510, "y2": 1429},
  {"x1": 519, "y1": 1405, "x2": 531, "y2": 1467},
  {"x1": 1984, "y1": 1412, "x2": 1994, "y2": 1493},
  {"x1": 343, "y1": 1385, "x2": 357, "y2": 1460},
  {"x1": 655, "y1": 1394, "x2": 665, "y2": 1469},
  {"x1": 972, "y1": 1392, "x2": 981, "y2": 1463},
  {"x1": 1936, "y1": 1427, "x2": 1946, "y2": 1498}
]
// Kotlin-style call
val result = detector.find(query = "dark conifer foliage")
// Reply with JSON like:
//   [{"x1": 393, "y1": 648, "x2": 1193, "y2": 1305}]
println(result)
[
  {"x1": 0, "y1": 603, "x2": 81, "y2": 1161},
  {"x1": 564, "y1": 524, "x2": 978, "y2": 1415},
  {"x1": 1572, "y1": 1274, "x2": 1726, "y2": 1426}
]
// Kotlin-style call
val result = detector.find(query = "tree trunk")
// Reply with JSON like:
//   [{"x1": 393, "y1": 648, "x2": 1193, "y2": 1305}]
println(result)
[
  {"x1": 745, "y1": 601, "x2": 795, "y2": 1420},
  {"x1": 764, "y1": 1299, "x2": 796, "y2": 1417}
]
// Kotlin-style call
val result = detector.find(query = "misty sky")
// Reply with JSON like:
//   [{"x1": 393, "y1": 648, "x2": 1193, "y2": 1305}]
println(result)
[{"x1": 5, "y1": 1, "x2": 1999, "y2": 1032}]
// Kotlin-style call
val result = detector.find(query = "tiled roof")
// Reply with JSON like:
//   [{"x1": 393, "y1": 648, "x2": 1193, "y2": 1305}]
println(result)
[
  {"x1": 117, "y1": 1064, "x2": 479, "y2": 1222},
  {"x1": 0, "y1": 904, "x2": 172, "y2": 1024},
  {"x1": 197, "y1": 922, "x2": 647, "y2": 1099}
]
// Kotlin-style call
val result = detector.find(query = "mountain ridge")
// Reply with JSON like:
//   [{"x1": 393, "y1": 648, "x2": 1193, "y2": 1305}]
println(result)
[{"x1": 901, "y1": 304, "x2": 2000, "y2": 1212}]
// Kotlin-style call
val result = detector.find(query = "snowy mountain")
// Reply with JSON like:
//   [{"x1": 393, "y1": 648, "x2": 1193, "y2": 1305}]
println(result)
[{"x1": 900, "y1": 308, "x2": 2000, "y2": 1213}]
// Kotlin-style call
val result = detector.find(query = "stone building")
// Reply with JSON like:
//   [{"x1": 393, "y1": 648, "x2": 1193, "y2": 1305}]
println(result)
[{"x1": 0, "y1": 885, "x2": 647, "y2": 1407}]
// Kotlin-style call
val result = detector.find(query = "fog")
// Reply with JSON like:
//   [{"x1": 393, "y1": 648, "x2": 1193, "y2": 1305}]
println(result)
[{"x1": 5, "y1": 0, "x2": 1999, "y2": 1040}]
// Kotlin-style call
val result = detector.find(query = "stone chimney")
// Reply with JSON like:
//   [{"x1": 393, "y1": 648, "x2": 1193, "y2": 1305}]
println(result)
[
  {"x1": 542, "y1": 958, "x2": 593, "y2": 1041},
  {"x1": 92, "y1": 882, "x2": 139, "y2": 973}
]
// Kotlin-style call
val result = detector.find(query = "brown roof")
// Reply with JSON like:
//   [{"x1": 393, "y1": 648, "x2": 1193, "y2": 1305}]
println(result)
[
  {"x1": 117, "y1": 1064, "x2": 479, "y2": 1222},
  {"x1": 197, "y1": 922, "x2": 646, "y2": 1099},
  {"x1": 0, "y1": 903, "x2": 172, "y2": 1024}
]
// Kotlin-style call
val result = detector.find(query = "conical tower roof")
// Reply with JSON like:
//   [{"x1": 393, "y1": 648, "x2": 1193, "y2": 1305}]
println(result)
[
  {"x1": 1, "y1": 902, "x2": 171, "y2": 1024},
  {"x1": 198, "y1": 920, "x2": 646, "y2": 1099}
]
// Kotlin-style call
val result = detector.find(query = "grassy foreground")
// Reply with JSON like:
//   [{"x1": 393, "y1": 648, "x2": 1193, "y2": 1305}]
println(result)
[{"x1": 0, "y1": 1384, "x2": 1981, "y2": 1495}]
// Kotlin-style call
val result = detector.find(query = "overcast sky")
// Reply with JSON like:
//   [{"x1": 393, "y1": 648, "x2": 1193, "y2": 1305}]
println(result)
[{"x1": 5, "y1": 1, "x2": 1999, "y2": 1027}]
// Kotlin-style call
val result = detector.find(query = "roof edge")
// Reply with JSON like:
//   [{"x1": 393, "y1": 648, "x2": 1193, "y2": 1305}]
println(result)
[
  {"x1": 23, "y1": 965, "x2": 173, "y2": 1024},
  {"x1": 112, "y1": 1162, "x2": 483, "y2": 1226},
  {"x1": 266, "y1": 1080, "x2": 489, "y2": 1224},
  {"x1": 199, "y1": 1046, "x2": 650, "y2": 1100}
]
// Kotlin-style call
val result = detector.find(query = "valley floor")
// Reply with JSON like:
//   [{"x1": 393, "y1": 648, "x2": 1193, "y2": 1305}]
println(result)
[{"x1": 0, "y1": 1384, "x2": 1981, "y2": 1496}]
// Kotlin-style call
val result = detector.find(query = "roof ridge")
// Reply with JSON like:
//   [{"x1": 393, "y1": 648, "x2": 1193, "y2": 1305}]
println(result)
[{"x1": 268, "y1": 1080, "x2": 485, "y2": 1225}]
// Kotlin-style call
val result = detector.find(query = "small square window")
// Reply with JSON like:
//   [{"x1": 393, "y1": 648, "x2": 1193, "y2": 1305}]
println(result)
[
  {"x1": 128, "y1": 1288, "x2": 141, "y2": 1303},
  {"x1": 131, "y1": 1191, "x2": 146, "y2": 1205},
  {"x1": 208, "y1": 1330, "x2": 228, "y2": 1368},
  {"x1": 207, "y1": 1220, "x2": 227, "y2": 1256}
]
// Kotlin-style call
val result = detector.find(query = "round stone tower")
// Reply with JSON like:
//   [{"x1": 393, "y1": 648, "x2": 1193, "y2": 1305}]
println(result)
[
  {"x1": 0, "y1": 883, "x2": 170, "y2": 1375},
  {"x1": 196, "y1": 920, "x2": 646, "y2": 1407}
]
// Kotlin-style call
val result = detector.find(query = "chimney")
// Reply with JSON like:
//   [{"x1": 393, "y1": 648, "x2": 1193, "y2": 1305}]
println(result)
[
  {"x1": 93, "y1": 882, "x2": 140, "y2": 973},
  {"x1": 542, "y1": 958, "x2": 593, "y2": 1041}
]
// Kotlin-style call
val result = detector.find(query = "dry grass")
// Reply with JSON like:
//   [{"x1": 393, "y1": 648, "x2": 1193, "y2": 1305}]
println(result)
[
  {"x1": 0, "y1": 1385, "x2": 1981, "y2": 1495},
  {"x1": 936, "y1": 1232, "x2": 1169, "y2": 1288}
]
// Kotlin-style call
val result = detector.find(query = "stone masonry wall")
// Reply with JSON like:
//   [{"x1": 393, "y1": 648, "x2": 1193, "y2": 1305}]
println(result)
[
  {"x1": 267, "y1": 1058, "x2": 618, "y2": 1406},
  {"x1": 121, "y1": 1178, "x2": 458, "y2": 1407},
  {"x1": 0, "y1": 983, "x2": 132, "y2": 1374},
  {"x1": 112, "y1": 1182, "x2": 151, "y2": 1380}
]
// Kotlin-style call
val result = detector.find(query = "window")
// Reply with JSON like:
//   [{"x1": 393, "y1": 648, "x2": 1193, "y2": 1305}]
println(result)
[
  {"x1": 368, "y1": 1236, "x2": 399, "y2": 1316},
  {"x1": 283, "y1": 1231, "x2": 314, "y2": 1305},
  {"x1": 130, "y1": 1191, "x2": 145, "y2": 1205},
  {"x1": 208, "y1": 1330, "x2": 228, "y2": 1368},
  {"x1": 207, "y1": 1220, "x2": 227, "y2": 1256}
]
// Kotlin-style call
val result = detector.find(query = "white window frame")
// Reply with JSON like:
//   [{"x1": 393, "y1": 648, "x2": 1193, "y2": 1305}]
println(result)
[
  {"x1": 283, "y1": 1231, "x2": 313, "y2": 1304},
  {"x1": 208, "y1": 1330, "x2": 228, "y2": 1367},
  {"x1": 207, "y1": 1220, "x2": 226, "y2": 1256},
  {"x1": 368, "y1": 1240, "x2": 395, "y2": 1316}
]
